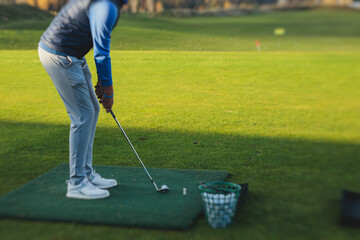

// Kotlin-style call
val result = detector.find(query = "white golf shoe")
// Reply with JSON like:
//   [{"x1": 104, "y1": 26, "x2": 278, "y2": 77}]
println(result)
[
  {"x1": 88, "y1": 171, "x2": 118, "y2": 189},
  {"x1": 66, "y1": 179, "x2": 110, "y2": 200}
]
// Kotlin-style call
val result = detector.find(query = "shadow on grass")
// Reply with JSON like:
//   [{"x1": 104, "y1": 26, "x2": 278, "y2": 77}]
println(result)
[
  {"x1": 1, "y1": 119, "x2": 359, "y2": 188},
  {"x1": 0, "y1": 120, "x2": 359, "y2": 232}
]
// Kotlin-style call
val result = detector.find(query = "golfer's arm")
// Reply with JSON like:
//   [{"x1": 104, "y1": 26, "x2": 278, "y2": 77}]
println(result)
[{"x1": 88, "y1": 0, "x2": 118, "y2": 88}]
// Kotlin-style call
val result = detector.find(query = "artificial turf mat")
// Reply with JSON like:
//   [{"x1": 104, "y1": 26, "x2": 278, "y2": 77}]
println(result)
[{"x1": 0, "y1": 164, "x2": 229, "y2": 229}]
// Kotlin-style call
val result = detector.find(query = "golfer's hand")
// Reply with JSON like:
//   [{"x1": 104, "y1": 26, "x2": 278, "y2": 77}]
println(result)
[
  {"x1": 95, "y1": 81, "x2": 104, "y2": 99},
  {"x1": 99, "y1": 85, "x2": 114, "y2": 113},
  {"x1": 100, "y1": 97, "x2": 113, "y2": 113}
]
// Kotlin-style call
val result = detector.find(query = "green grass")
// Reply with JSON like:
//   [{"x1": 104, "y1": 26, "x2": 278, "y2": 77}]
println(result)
[
  {"x1": 1, "y1": 4, "x2": 360, "y2": 240},
  {"x1": 1, "y1": 5, "x2": 360, "y2": 51}
]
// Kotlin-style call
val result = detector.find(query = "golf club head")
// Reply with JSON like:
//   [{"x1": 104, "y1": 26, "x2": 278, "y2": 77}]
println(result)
[{"x1": 158, "y1": 185, "x2": 169, "y2": 193}]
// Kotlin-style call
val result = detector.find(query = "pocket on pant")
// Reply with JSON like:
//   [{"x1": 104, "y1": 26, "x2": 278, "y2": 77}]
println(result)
[
  {"x1": 82, "y1": 61, "x2": 92, "y2": 79},
  {"x1": 50, "y1": 54, "x2": 72, "y2": 69}
]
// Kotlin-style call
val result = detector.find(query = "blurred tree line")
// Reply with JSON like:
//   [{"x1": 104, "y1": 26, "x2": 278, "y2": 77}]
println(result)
[
  {"x1": 0, "y1": 0, "x2": 355, "y2": 12},
  {"x1": 126, "y1": 0, "x2": 265, "y2": 13}
]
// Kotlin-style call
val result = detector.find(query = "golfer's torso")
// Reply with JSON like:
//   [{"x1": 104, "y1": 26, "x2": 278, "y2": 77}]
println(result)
[{"x1": 41, "y1": 0, "x2": 122, "y2": 59}]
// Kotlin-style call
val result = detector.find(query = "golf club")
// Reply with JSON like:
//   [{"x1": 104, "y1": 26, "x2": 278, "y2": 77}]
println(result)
[{"x1": 109, "y1": 110, "x2": 169, "y2": 193}]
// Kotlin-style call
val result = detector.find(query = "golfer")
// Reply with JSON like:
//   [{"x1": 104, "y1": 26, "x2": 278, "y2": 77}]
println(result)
[{"x1": 38, "y1": 0, "x2": 126, "y2": 199}]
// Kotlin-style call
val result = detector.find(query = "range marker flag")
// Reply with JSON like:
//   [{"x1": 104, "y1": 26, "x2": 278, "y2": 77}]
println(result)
[{"x1": 255, "y1": 40, "x2": 261, "y2": 52}]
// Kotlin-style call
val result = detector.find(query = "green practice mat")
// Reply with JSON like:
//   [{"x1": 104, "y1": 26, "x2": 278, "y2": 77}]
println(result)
[{"x1": 0, "y1": 164, "x2": 229, "y2": 229}]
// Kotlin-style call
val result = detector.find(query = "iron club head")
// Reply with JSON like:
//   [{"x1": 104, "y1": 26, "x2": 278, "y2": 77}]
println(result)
[{"x1": 158, "y1": 185, "x2": 169, "y2": 193}]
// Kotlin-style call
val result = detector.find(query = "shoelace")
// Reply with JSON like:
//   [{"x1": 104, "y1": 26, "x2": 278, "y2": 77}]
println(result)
[
  {"x1": 91, "y1": 170, "x2": 102, "y2": 179},
  {"x1": 66, "y1": 179, "x2": 96, "y2": 189},
  {"x1": 82, "y1": 178, "x2": 96, "y2": 189}
]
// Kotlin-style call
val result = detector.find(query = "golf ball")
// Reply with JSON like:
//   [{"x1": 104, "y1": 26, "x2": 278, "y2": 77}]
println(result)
[
  {"x1": 226, "y1": 194, "x2": 231, "y2": 201},
  {"x1": 224, "y1": 215, "x2": 231, "y2": 224}
]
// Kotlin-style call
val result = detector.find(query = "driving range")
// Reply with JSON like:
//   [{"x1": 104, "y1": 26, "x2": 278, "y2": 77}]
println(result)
[{"x1": 0, "y1": 4, "x2": 359, "y2": 240}]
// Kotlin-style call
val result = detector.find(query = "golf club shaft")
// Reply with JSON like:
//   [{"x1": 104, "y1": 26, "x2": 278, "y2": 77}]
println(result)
[{"x1": 109, "y1": 110, "x2": 158, "y2": 189}]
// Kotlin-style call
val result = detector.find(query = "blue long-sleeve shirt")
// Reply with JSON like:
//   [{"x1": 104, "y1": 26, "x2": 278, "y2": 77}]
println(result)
[
  {"x1": 88, "y1": 0, "x2": 118, "y2": 87},
  {"x1": 40, "y1": 0, "x2": 124, "y2": 87}
]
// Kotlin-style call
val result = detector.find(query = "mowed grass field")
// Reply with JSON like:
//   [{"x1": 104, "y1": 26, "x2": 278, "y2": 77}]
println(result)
[{"x1": 1, "y1": 4, "x2": 360, "y2": 240}]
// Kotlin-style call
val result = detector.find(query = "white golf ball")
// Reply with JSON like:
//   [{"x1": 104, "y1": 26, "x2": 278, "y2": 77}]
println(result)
[
  {"x1": 228, "y1": 210, "x2": 234, "y2": 217},
  {"x1": 219, "y1": 222, "x2": 226, "y2": 228},
  {"x1": 224, "y1": 215, "x2": 231, "y2": 223}
]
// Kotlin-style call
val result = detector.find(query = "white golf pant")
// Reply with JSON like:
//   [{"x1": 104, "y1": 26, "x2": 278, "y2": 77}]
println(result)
[{"x1": 38, "y1": 46, "x2": 100, "y2": 185}]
